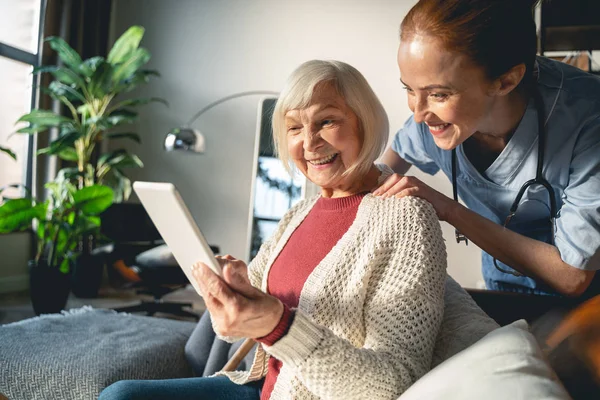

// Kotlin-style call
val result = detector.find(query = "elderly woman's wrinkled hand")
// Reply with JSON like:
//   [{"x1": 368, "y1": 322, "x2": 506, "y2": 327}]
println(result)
[
  {"x1": 373, "y1": 173, "x2": 456, "y2": 221},
  {"x1": 191, "y1": 255, "x2": 284, "y2": 339}
]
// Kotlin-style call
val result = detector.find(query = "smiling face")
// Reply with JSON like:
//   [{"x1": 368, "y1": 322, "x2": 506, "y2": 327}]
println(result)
[
  {"x1": 285, "y1": 82, "x2": 363, "y2": 198},
  {"x1": 398, "y1": 34, "x2": 499, "y2": 150}
]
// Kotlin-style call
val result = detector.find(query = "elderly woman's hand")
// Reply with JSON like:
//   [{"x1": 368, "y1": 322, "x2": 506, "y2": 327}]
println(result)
[
  {"x1": 191, "y1": 255, "x2": 284, "y2": 339},
  {"x1": 372, "y1": 173, "x2": 457, "y2": 221}
]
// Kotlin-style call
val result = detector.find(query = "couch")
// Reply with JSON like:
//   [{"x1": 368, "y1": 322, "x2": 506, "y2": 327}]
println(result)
[{"x1": 0, "y1": 276, "x2": 575, "y2": 400}]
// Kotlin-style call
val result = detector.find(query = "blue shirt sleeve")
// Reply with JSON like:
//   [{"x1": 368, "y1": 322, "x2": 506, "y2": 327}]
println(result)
[
  {"x1": 554, "y1": 115, "x2": 600, "y2": 270},
  {"x1": 391, "y1": 116, "x2": 440, "y2": 176}
]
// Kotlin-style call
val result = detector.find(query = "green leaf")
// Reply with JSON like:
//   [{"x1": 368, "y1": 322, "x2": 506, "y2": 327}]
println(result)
[
  {"x1": 58, "y1": 147, "x2": 78, "y2": 161},
  {"x1": 96, "y1": 151, "x2": 142, "y2": 192},
  {"x1": 37, "y1": 131, "x2": 82, "y2": 156},
  {"x1": 0, "y1": 146, "x2": 16, "y2": 160},
  {"x1": 77, "y1": 104, "x2": 93, "y2": 118},
  {"x1": 97, "y1": 167, "x2": 131, "y2": 202},
  {"x1": 90, "y1": 109, "x2": 138, "y2": 130},
  {"x1": 52, "y1": 67, "x2": 85, "y2": 88},
  {"x1": 140, "y1": 69, "x2": 160, "y2": 78},
  {"x1": 45, "y1": 181, "x2": 71, "y2": 206},
  {"x1": 111, "y1": 48, "x2": 151, "y2": 84},
  {"x1": 72, "y1": 185, "x2": 114, "y2": 215},
  {"x1": 32, "y1": 84, "x2": 81, "y2": 112},
  {"x1": 85, "y1": 215, "x2": 101, "y2": 226},
  {"x1": 79, "y1": 56, "x2": 104, "y2": 78},
  {"x1": 98, "y1": 150, "x2": 143, "y2": 169},
  {"x1": 120, "y1": 175, "x2": 132, "y2": 202},
  {"x1": 44, "y1": 182, "x2": 62, "y2": 199},
  {"x1": 32, "y1": 65, "x2": 59, "y2": 74},
  {"x1": 105, "y1": 132, "x2": 141, "y2": 143},
  {"x1": 48, "y1": 81, "x2": 86, "y2": 103},
  {"x1": 56, "y1": 167, "x2": 82, "y2": 182},
  {"x1": 59, "y1": 258, "x2": 70, "y2": 274},
  {"x1": 87, "y1": 60, "x2": 113, "y2": 98},
  {"x1": 116, "y1": 69, "x2": 160, "y2": 92},
  {"x1": 53, "y1": 226, "x2": 72, "y2": 268},
  {"x1": 73, "y1": 214, "x2": 101, "y2": 237},
  {"x1": 16, "y1": 126, "x2": 46, "y2": 134},
  {"x1": 0, "y1": 198, "x2": 45, "y2": 233},
  {"x1": 45, "y1": 37, "x2": 83, "y2": 72},
  {"x1": 37, "y1": 219, "x2": 46, "y2": 242},
  {"x1": 17, "y1": 109, "x2": 71, "y2": 126},
  {"x1": 107, "y1": 109, "x2": 138, "y2": 124},
  {"x1": 111, "y1": 97, "x2": 168, "y2": 110},
  {"x1": 34, "y1": 65, "x2": 85, "y2": 88},
  {"x1": 107, "y1": 26, "x2": 145, "y2": 65}
]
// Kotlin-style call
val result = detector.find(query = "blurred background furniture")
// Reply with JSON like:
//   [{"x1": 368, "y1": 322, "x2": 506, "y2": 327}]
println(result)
[
  {"x1": 539, "y1": 0, "x2": 600, "y2": 57},
  {"x1": 539, "y1": 0, "x2": 600, "y2": 75},
  {"x1": 466, "y1": 288, "x2": 584, "y2": 327},
  {"x1": 99, "y1": 202, "x2": 219, "y2": 321}
]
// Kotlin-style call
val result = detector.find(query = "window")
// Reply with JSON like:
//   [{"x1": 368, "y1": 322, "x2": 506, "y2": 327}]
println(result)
[
  {"x1": 250, "y1": 156, "x2": 303, "y2": 259},
  {"x1": 0, "y1": 0, "x2": 44, "y2": 199}
]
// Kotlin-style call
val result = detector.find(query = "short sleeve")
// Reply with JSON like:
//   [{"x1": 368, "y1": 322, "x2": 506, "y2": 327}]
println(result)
[
  {"x1": 554, "y1": 115, "x2": 600, "y2": 270},
  {"x1": 391, "y1": 116, "x2": 440, "y2": 175}
]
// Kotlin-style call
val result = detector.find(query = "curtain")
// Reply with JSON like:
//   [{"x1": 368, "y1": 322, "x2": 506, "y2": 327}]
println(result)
[{"x1": 34, "y1": 0, "x2": 112, "y2": 198}]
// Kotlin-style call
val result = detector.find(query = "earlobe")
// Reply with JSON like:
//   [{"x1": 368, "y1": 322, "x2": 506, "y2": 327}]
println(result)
[{"x1": 497, "y1": 64, "x2": 527, "y2": 96}]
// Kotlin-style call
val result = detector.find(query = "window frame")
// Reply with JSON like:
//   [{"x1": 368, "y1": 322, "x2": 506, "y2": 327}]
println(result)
[{"x1": 0, "y1": 0, "x2": 47, "y2": 193}]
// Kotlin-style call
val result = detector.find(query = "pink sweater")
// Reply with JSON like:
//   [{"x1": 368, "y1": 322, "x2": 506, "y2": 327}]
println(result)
[{"x1": 257, "y1": 193, "x2": 366, "y2": 399}]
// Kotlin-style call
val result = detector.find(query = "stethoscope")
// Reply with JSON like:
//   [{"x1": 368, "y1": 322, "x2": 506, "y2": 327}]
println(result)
[{"x1": 451, "y1": 86, "x2": 558, "y2": 277}]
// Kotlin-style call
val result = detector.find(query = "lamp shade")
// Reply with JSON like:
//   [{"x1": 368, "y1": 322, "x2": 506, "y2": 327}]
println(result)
[{"x1": 164, "y1": 127, "x2": 205, "y2": 153}]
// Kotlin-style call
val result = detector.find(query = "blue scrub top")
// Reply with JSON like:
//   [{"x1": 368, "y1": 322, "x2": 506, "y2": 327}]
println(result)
[{"x1": 392, "y1": 56, "x2": 600, "y2": 296}]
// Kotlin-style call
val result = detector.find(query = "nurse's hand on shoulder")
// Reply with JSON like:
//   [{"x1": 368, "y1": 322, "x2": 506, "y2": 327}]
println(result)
[
  {"x1": 373, "y1": 173, "x2": 456, "y2": 221},
  {"x1": 191, "y1": 255, "x2": 283, "y2": 339}
]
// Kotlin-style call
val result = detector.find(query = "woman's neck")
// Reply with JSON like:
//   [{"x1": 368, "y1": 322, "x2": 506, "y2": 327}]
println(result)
[
  {"x1": 474, "y1": 89, "x2": 529, "y2": 153},
  {"x1": 322, "y1": 165, "x2": 381, "y2": 199}
]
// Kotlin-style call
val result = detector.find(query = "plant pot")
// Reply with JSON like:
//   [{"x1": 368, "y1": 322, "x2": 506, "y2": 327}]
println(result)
[
  {"x1": 71, "y1": 253, "x2": 104, "y2": 298},
  {"x1": 28, "y1": 260, "x2": 71, "y2": 315}
]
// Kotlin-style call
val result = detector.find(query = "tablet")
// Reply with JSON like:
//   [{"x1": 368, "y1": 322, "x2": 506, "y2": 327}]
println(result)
[{"x1": 133, "y1": 181, "x2": 222, "y2": 296}]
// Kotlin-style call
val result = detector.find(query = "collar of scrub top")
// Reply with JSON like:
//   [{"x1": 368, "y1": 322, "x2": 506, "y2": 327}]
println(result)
[{"x1": 451, "y1": 60, "x2": 563, "y2": 277}]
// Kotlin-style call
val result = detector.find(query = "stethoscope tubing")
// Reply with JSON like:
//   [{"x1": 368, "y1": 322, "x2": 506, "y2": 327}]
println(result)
[{"x1": 451, "y1": 83, "x2": 558, "y2": 276}]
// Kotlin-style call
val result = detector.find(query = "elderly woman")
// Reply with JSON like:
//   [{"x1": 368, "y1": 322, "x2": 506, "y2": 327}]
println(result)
[{"x1": 99, "y1": 60, "x2": 447, "y2": 400}]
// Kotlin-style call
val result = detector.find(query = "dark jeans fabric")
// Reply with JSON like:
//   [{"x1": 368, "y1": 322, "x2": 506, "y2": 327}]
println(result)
[{"x1": 98, "y1": 376, "x2": 262, "y2": 400}]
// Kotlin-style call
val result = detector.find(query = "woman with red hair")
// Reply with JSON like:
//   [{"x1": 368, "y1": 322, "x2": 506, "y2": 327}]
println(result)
[{"x1": 376, "y1": 0, "x2": 600, "y2": 298}]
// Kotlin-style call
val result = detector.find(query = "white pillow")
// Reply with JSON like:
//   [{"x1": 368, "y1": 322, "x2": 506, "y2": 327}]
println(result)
[{"x1": 400, "y1": 320, "x2": 571, "y2": 400}]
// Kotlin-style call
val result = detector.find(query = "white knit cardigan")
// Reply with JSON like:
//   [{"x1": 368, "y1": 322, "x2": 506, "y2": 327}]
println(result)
[{"x1": 218, "y1": 194, "x2": 447, "y2": 399}]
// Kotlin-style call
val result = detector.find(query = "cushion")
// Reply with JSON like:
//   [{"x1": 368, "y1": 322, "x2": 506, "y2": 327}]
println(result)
[
  {"x1": 400, "y1": 320, "x2": 571, "y2": 400},
  {"x1": 135, "y1": 243, "x2": 178, "y2": 268},
  {"x1": 0, "y1": 307, "x2": 196, "y2": 400}
]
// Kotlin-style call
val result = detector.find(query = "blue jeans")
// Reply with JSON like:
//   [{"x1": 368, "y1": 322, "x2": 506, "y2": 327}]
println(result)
[{"x1": 98, "y1": 376, "x2": 262, "y2": 400}]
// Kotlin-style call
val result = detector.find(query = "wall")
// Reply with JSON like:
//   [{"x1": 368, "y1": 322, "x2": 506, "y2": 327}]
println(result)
[{"x1": 110, "y1": 0, "x2": 484, "y2": 288}]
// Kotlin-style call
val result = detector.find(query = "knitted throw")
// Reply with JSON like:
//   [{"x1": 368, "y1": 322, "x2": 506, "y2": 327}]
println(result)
[{"x1": 218, "y1": 195, "x2": 447, "y2": 400}]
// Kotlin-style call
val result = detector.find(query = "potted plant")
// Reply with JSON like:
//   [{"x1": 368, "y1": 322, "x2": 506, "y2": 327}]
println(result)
[
  {"x1": 0, "y1": 178, "x2": 113, "y2": 314},
  {"x1": 15, "y1": 25, "x2": 164, "y2": 202},
  {"x1": 2, "y1": 25, "x2": 164, "y2": 298}
]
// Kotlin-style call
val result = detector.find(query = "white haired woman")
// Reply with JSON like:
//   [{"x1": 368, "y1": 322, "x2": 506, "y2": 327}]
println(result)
[{"x1": 99, "y1": 60, "x2": 447, "y2": 400}]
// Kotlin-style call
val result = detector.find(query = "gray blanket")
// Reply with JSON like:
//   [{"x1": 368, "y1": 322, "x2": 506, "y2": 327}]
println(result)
[{"x1": 0, "y1": 307, "x2": 196, "y2": 400}]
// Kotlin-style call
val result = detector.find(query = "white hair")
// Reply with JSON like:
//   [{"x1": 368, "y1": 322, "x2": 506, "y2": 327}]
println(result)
[{"x1": 272, "y1": 60, "x2": 389, "y2": 180}]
